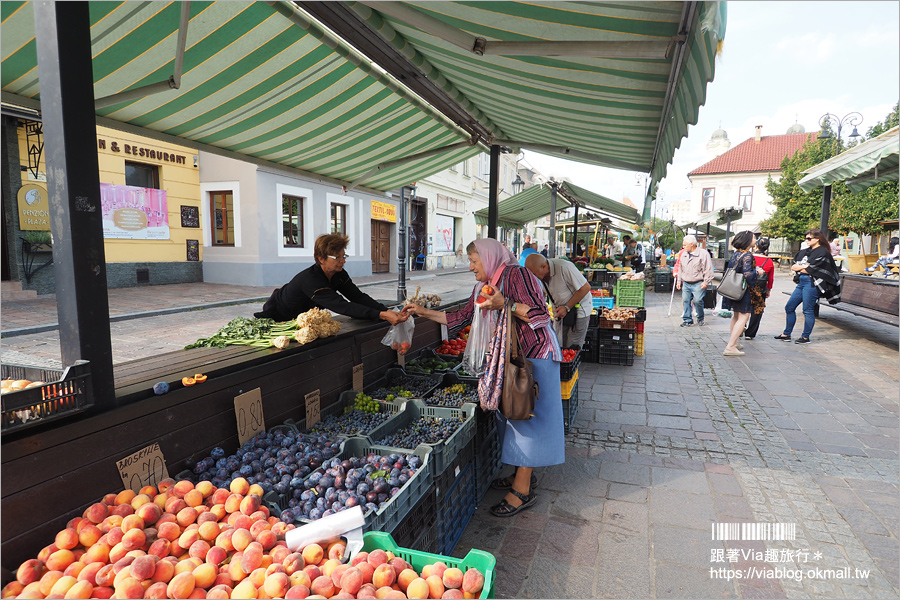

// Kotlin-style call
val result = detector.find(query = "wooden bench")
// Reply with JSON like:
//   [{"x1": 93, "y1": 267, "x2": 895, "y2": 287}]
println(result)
[{"x1": 824, "y1": 274, "x2": 899, "y2": 326}]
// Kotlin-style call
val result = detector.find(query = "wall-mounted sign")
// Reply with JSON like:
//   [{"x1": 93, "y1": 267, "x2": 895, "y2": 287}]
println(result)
[
  {"x1": 434, "y1": 214, "x2": 455, "y2": 253},
  {"x1": 16, "y1": 183, "x2": 50, "y2": 230},
  {"x1": 371, "y1": 201, "x2": 397, "y2": 223},
  {"x1": 100, "y1": 183, "x2": 170, "y2": 239},
  {"x1": 97, "y1": 138, "x2": 188, "y2": 165}
]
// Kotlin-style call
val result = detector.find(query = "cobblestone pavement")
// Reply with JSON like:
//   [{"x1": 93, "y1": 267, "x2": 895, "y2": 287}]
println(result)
[{"x1": 2, "y1": 268, "x2": 897, "y2": 599}]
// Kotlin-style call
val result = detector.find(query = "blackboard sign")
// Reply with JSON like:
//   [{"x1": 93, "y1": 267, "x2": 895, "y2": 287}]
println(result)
[
  {"x1": 181, "y1": 205, "x2": 199, "y2": 228},
  {"x1": 186, "y1": 239, "x2": 199, "y2": 262}
]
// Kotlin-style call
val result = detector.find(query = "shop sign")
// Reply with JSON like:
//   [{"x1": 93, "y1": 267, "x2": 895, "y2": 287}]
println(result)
[
  {"x1": 100, "y1": 182, "x2": 170, "y2": 239},
  {"x1": 97, "y1": 138, "x2": 189, "y2": 165},
  {"x1": 16, "y1": 183, "x2": 50, "y2": 230},
  {"x1": 371, "y1": 200, "x2": 397, "y2": 223}
]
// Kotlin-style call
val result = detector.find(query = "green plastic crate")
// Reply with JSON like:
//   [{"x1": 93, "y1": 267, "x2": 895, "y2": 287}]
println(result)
[
  {"x1": 360, "y1": 531, "x2": 496, "y2": 599},
  {"x1": 614, "y1": 280, "x2": 645, "y2": 308}
]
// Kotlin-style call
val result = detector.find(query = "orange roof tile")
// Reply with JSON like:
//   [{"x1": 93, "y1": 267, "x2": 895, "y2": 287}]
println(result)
[{"x1": 688, "y1": 133, "x2": 817, "y2": 176}]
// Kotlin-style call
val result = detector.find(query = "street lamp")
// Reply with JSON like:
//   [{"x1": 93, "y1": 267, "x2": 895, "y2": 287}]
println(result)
[
  {"x1": 511, "y1": 174, "x2": 525, "y2": 195},
  {"x1": 816, "y1": 112, "x2": 863, "y2": 234}
]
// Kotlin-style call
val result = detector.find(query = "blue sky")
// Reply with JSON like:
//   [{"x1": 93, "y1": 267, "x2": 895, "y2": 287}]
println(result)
[{"x1": 522, "y1": 1, "x2": 900, "y2": 213}]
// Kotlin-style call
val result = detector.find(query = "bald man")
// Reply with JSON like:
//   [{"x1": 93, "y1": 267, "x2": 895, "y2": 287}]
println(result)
[{"x1": 525, "y1": 253, "x2": 592, "y2": 350}]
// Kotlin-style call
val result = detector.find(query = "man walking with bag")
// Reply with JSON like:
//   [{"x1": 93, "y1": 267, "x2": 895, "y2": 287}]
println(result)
[{"x1": 675, "y1": 235, "x2": 715, "y2": 327}]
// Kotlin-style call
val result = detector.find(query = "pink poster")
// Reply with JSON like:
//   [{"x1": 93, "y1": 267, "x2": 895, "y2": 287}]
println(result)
[{"x1": 100, "y1": 183, "x2": 170, "y2": 239}]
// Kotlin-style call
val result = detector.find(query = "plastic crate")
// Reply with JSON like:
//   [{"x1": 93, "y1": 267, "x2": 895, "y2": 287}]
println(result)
[
  {"x1": 404, "y1": 349, "x2": 462, "y2": 376},
  {"x1": 295, "y1": 390, "x2": 408, "y2": 439},
  {"x1": 1, "y1": 361, "x2": 93, "y2": 433},
  {"x1": 562, "y1": 381, "x2": 579, "y2": 431},
  {"x1": 425, "y1": 372, "x2": 479, "y2": 408},
  {"x1": 452, "y1": 362, "x2": 480, "y2": 384},
  {"x1": 596, "y1": 328, "x2": 635, "y2": 342},
  {"x1": 474, "y1": 427, "x2": 501, "y2": 504},
  {"x1": 474, "y1": 405, "x2": 497, "y2": 453},
  {"x1": 654, "y1": 281, "x2": 673, "y2": 293},
  {"x1": 635, "y1": 322, "x2": 645, "y2": 334},
  {"x1": 436, "y1": 461, "x2": 478, "y2": 557},
  {"x1": 366, "y1": 368, "x2": 443, "y2": 400},
  {"x1": 561, "y1": 370, "x2": 579, "y2": 399},
  {"x1": 372, "y1": 400, "x2": 476, "y2": 479},
  {"x1": 594, "y1": 270, "x2": 622, "y2": 289},
  {"x1": 594, "y1": 315, "x2": 636, "y2": 330},
  {"x1": 559, "y1": 350, "x2": 581, "y2": 381},
  {"x1": 598, "y1": 341, "x2": 636, "y2": 366},
  {"x1": 615, "y1": 287, "x2": 645, "y2": 308},
  {"x1": 635, "y1": 333, "x2": 645, "y2": 356},
  {"x1": 635, "y1": 308, "x2": 647, "y2": 322},
  {"x1": 266, "y1": 438, "x2": 433, "y2": 536},
  {"x1": 582, "y1": 330, "x2": 599, "y2": 363},
  {"x1": 591, "y1": 296, "x2": 615, "y2": 310},
  {"x1": 360, "y1": 531, "x2": 496, "y2": 599},
  {"x1": 390, "y1": 480, "x2": 438, "y2": 551}
]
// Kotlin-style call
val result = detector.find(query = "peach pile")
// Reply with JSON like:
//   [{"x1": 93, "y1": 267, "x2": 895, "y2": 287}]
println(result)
[{"x1": 2, "y1": 477, "x2": 486, "y2": 600}]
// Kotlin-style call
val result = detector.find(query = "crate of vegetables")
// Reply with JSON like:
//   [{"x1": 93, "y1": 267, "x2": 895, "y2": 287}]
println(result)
[
  {"x1": 452, "y1": 362, "x2": 479, "y2": 385},
  {"x1": 559, "y1": 348, "x2": 581, "y2": 380},
  {"x1": 436, "y1": 335, "x2": 468, "y2": 359},
  {"x1": 404, "y1": 349, "x2": 461, "y2": 375},
  {"x1": 1, "y1": 360, "x2": 93, "y2": 433},
  {"x1": 366, "y1": 368, "x2": 443, "y2": 401}
]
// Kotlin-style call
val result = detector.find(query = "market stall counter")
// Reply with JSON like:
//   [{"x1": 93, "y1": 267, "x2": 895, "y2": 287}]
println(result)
[{"x1": 0, "y1": 292, "x2": 469, "y2": 575}]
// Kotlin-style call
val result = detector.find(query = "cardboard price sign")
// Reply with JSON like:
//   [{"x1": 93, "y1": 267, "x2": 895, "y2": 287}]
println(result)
[
  {"x1": 305, "y1": 389, "x2": 321, "y2": 427},
  {"x1": 353, "y1": 363, "x2": 364, "y2": 391},
  {"x1": 234, "y1": 389, "x2": 266, "y2": 446},
  {"x1": 117, "y1": 443, "x2": 169, "y2": 493}
]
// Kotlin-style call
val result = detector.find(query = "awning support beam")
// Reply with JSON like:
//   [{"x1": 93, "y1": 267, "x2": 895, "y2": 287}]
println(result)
[
  {"x1": 345, "y1": 140, "x2": 478, "y2": 192},
  {"x1": 492, "y1": 139, "x2": 644, "y2": 172},
  {"x1": 94, "y1": 1, "x2": 191, "y2": 109}
]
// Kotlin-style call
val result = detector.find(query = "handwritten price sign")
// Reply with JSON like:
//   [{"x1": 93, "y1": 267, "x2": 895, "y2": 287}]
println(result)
[
  {"x1": 117, "y1": 443, "x2": 169, "y2": 493},
  {"x1": 234, "y1": 389, "x2": 266, "y2": 446},
  {"x1": 353, "y1": 363, "x2": 364, "y2": 391},
  {"x1": 305, "y1": 389, "x2": 321, "y2": 428}
]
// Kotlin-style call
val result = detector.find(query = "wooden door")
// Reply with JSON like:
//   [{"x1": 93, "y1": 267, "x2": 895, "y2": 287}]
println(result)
[{"x1": 371, "y1": 220, "x2": 391, "y2": 273}]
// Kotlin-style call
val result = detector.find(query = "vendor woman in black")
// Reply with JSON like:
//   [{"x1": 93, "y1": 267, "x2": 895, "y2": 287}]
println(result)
[{"x1": 254, "y1": 233, "x2": 407, "y2": 325}]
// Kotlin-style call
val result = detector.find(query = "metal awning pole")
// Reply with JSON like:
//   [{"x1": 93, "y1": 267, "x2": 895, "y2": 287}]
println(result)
[
  {"x1": 549, "y1": 183, "x2": 558, "y2": 258},
  {"x1": 820, "y1": 184, "x2": 832, "y2": 236},
  {"x1": 397, "y1": 186, "x2": 408, "y2": 302},
  {"x1": 573, "y1": 206, "x2": 580, "y2": 256},
  {"x1": 488, "y1": 145, "x2": 499, "y2": 239}
]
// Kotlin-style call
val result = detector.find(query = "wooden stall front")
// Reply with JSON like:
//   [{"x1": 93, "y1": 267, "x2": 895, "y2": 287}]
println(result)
[{"x1": 1, "y1": 297, "x2": 465, "y2": 574}]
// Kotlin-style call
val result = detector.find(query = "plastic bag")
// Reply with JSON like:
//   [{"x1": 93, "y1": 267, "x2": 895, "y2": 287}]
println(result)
[
  {"x1": 381, "y1": 310, "x2": 415, "y2": 355},
  {"x1": 462, "y1": 306, "x2": 497, "y2": 377}
]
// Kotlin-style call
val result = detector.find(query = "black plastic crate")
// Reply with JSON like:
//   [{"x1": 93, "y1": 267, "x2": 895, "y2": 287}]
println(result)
[
  {"x1": 365, "y1": 368, "x2": 443, "y2": 400},
  {"x1": 436, "y1": 461, "x2": 477, "y2": 557},
  {"x1": 582, "y1": 330, "x2": 600, "y2": 363},
  {"x1": 433, "y1": 435, "x2": 476, "y2": 500},
  {"x1": 1, "y1": 361, "x2": 93, "y2": 433},
  {"x1": 390, "y1": 480, "x2": 437, "y2": 550},
  {"x1": 654, "y1": 281, "x2": 673, "y2": 293},
  {"x1": 559, "y1": 350, "x2": 581, "y2": 381},
  {"x1": 474, "y1": 406, "x2": 497, "y2": 453},
  {"x1": 598, "y1": 341, "x2": 635, "y2": 366},
  {"x1": 409, "y1": 520, "x2": 438, "y2": 554},
  {"x1": 596, "y1": 328, "x2": 635, "y2": 342},
  {"x1": 635, "y1": 308, "x2": 647, "y2": 322},
  {"x1": 474, "y1": 427, "x2": 501, "y2": 504},
  {"x1": 655, "y1": 271, "x2": 673, "y2": 283},
  {"x1": 562, "y1": 382, "x2": 579, "y2": 432}
]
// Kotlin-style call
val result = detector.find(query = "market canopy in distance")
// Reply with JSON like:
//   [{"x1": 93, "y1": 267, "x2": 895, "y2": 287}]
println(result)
[
  {"x1": 798, "y1": 126, "x2": 900, "y2": 193},
  {"x1": 1, "y1": 1, "x2": 725, "y2": 202}
]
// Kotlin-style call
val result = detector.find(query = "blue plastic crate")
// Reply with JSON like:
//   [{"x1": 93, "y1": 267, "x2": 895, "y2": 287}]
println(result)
[
  {"x1": 591, "y1": 296, "x2": 615, "y2": 309},
  {"x1": 436, "y1": 461, "x2": 477, "y2": 557},
  {"x1": 474, "y1": 427, "x2": 502, "y2": 505}
]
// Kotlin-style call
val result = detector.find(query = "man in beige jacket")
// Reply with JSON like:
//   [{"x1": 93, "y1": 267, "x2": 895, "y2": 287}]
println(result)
[{"x1": 675, "y1": 235, "x2": 714, "y2": 326}]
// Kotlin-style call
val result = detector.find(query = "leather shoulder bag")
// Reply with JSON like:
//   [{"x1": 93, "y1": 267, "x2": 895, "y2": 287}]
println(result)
[
  {"x1": 717, "y1": 254, "x2": 748, "y2": 301},
  {"x1": 500, "y1": 301, "x2": 537, "y2": 421}
]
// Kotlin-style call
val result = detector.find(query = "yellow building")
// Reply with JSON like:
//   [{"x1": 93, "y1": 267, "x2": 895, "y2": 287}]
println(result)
[{"x1": 3, "y1": 117, "x2": 202, "y2": 293}]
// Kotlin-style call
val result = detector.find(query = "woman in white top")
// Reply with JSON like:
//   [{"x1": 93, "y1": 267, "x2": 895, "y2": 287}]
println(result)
[{"x1": 865, "y1": 237, "x2": 899, "y2": 277}]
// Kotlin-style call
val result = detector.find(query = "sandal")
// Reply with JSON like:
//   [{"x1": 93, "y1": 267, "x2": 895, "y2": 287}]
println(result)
[
  {"x1": 490, "y1": 473, "x2": 538, "y2": 490},
  {"x1": 489, "y1": 489, "x2": 536, "y2": 517}
]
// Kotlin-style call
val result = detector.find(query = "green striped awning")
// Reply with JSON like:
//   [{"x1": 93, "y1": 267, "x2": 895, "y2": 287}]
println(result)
[
  {"x1": 799, "y1": 126, "x2": 900, "y2": 193},
  {"x1": 474, "y1": 180, "x2": 639, "y2": 228},
  {"x1": 1, "y1": 1, "x2": 480, "y2": 192},
  {"x1": 348, "y1": 1, "x2": 726, "y2": 217}
]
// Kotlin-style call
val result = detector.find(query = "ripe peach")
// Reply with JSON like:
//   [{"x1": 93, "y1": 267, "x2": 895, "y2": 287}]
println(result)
[
  {"x1": 192, "y1": 562, "x2": 217, "y2": 589},
  {"x1": 461, "y1": 569, "x2": 483, "y2": 595},
  {"x1": 227, "y1": 556, "x2": 247, "y2": 583},
  {"x1": 122, "y1": 527, "x2": 147, "y2": 551},
  {"x1": 77, "y1": 562, "x2": 103, "y2": 586},
  {"x1": 283, "y1": 553, "x2": 305, "y2": 575},
  {"x1": 94, "y1": 564, "x2": 115, "y2": 587},
  {"x1": 178, "y1": 528, "x2": 200, "y2": 550},
  {"x1": 232, "y1": 528, "x2": 254, "y2": 552},
  {"x1": 397, "y1": 568, "x2": 418, "y2": 592},
  {"x1": 106, "y1": 526, "x2": 125, "y2": 546},
  {"x1": 63, "y1": 561, "x2": 85, "y2": 579},
  {"x1": 16, "y1": 559, "x2": 43, "y2": 586},
  {"x1": 431, "y1": 562, "x2": 448, "y2": 581},
  {"x1": 46, "y1": 549, "x2": 76, "y2": 572},
  {"x1": 18, "y1": 582, "x2": 43, "y2": 599},
  {"x1": 157, "y1": 520, "x2": 181, "y2": 541},
  {"x1": 155, "y1": 493, "x2": 170, "y2": 511},
  {"x1": 214, "y1": 529, "x2": 235, "y2": 552},
  {"x1": 426, "y1": 575, "x2": 445, "y2": 600},
  {"x1": 208, "y1": 504, "x2": 227, "y2": 522},
  {"x1": 212, "y1": 573, "x2": 233, "y2": 589},
  {"x1": 367, "y1": 549, "x2": 389, "y2": 568},
  {"x1": 241, "y1": 545, "x2": 264, "y2": 574},
  {"x1": 351, "y1": 552, "x2": 369, "y2": 567},
  {"x1": 55, "y1": 528, "x2": 79, "y2": 550},
  {"x1": 121, "y1": 513, "x2": 145, "y2": 533},
  {"x1": 129, "y1": 555, "x2": 156, "y2": 580},
  {"x1": 372, "y1": 564, "x2": 396, "y2": 589},
  {"x1": 116, "y1": 489, "x2": 137, "y2": 505},
  {"x1": 357, "y1": 561, "x2": 375, "y2": 585},
  {"x1": 232, "y1": 577, "x2": 259, "y2": 599},
  {"x1": 211, "y1": 487, "x2": 231, "y2": 505},
  {"x1": 39, "y1": 570, "x2": 64, "y2": 597},
  {"x1": 83, "y1": 502, "x2": 109, "y2": 524},
  {"x1": 172, "y1": 480, "x2": 194, "y2": 499},
  {"x1": 442, "y1": 568, "x2": 463, "y2": 590},
  {"x1": 149, "y1": 538, "x2": 171, "y2": 559},
  {"x1": 206, "y1": 584, "x2": 233, "y2": 599},
  {"x1": 131, "y1": 493, "x2": 152, "y2": 510},
  {"x1": 151, "y1": 559, "x2": 175, "y2": 584},
  {"x1": 91, "y1": 585, "x2": 114, "y2": 599},
  {"x1": 144, "y1": 580, "x2": 169, "y2": 599},
  {"x1": 2, "y1": 580, "x2": 25, "y2": 598},
  {"x1": 203, "y1": 545, "x2": 225, "y2": 567},
  {"x1": 167, "y1": 571, "x2": 196, "y2": 599},
  {"x1": 329, "y1": 563, "x2": 350, "y2": 587},
  {"x1": 327, "y1": 540, "x2": 346, "y2": 561},
  {"x1": 250, "y1": 519, "x2": 269, "y2": 539},
  {"x1": 112, "y1": 556, "x2": 135, "y2": 575},
  {"x1": 321, "y1": 558, "x2": 342, "y2": 578},
  {"x1": 310, "y1": 575, "x2": 335, "y2": 598},
  {"x1": 390, "y1": 557, "x2": 411, "y2": 578},
  {"x1": 175, "y1": 558, "x2": 202, "y2": 576},
  {"x1": 289, "y1": 570, "x2": 312, "y2": 589},
  {"x1": 63, "y1": 578, "x2": 93, "y2": 599},
  {"x1": 374, "y1": 585, "x2": 393, "y2": 599},
  {"x1": 166, "y1": 496, "x2": 188, "y2": 515},
  {"x1": 285, "y1": 584, "x2": 311, "y2": 599},
  {"x1": 189, "y1": 540, "x2": 211, "y2": 561},
  {"x1": 115, "y1": 575, "x2": 145, "y2": 600},
  {"x1": 111, "y1": 502, "x2": 135, "y2": 517},
  {"x1": 441, "y1": 590, "x2": 463, "y2": 600},
  {"x1": 100, "y1": 515, "x2": 123, "y2": 533},
  {"x1": 263, "y1": 572, "x2": 290, "y2": 598},
  {"x1": 195, "y1": 521, "x2": 218, "y2": 543},
  {"x1": 78, "y1": 524, "x2": 102, "y2": 548},
  {"x1": 136, "y1": 501, "x2": 163, "y2": 525},
  {"x1": 38, "y1": 543, "x2": 59, "y2": 563},
  {"x1": 357, "y1": 583, "x2": 378, "y2": 599},
  {"x1": 384, "y1": 591, "x2": 408, "y2": 600},
  {"x1": 406, "y1": 577, "x2": 428, "y2": 600},
  {"x1": 240, "y1": 494, "x2": 261, "y2": 516},
  {"x1": 234, "y1": 514, "x2": 253, "y2": 531},
  {"x1": 301, "y1": 543, "x2": 324, "y2": 567},
  {"x1": 340, "y1": 567, "x2": 363, "y2": 595},
  {"x1": 108, "y1": 542, "x2": 129, "y2": 564},
  {"x1": 49, "y1": 574, "x2": 78, "y2": 596},
  {"x1": 230, "y1": 478, "x2": 250, "y2": 496},
  {"x1": 183, "y1": 489, "x2": 204, "y2": 508},
  {"x1": 176, "y1": 507, "x2": 199, "y2": 528},
  {"x1": 303, "y1": 564, "x2": 321, "y2": 582}
]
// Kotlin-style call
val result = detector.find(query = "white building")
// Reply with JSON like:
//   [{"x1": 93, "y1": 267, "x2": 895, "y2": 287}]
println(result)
[{"x1": 687, "y1": 125, "x2": 815, "y2": 234}]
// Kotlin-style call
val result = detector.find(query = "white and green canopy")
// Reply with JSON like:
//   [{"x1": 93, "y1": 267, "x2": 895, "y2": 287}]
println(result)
[
  {"x1": 798, "y1": 126, "x2": 899, "y2": 193},
  {"x1": 2, "y1": 1, "x2": 726, "y2": 199}
]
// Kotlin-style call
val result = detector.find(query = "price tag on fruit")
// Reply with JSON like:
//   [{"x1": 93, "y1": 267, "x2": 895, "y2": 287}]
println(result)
[
  {"x1": 234, "y1": 388, "x2": 266, "y2": 447},
  {"x1": 116, "y1": 442, "x2": 170, "y2": 493},
  {"x1": 353, "y1": 363, "x2": 364, "y2": 391},
  {"x1": 305, "y1": 389, "x2": 321, "y2": 427}
]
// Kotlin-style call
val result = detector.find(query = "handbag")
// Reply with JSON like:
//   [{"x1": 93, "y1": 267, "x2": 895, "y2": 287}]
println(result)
[
  {"x1": 756, "y1": 258, "x2": 772, "y2": 284},
  {"x1": 500, "y1": 301, "x2": 537, "y2": 421},
  {"x1": 717, "y1": 255, "x2": 748, "y2": 301}
]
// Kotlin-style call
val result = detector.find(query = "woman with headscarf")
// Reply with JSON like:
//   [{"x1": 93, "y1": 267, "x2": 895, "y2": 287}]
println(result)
[
  {"x1": 403, "y1": 238, "x2": 565, "y2": 517},
  {"x1": 775, "y1": 229, "x2": 841, "y2": 344}
]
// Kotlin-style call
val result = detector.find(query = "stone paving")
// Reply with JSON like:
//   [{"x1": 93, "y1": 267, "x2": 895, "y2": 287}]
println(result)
[{"x1": 1, "y1": 268, "x2": 897, "y2": 599}]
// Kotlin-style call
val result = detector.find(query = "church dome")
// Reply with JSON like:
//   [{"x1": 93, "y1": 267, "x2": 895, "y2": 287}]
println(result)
[
  {"x1": 786, "y1": 122, "x2": 806, "y2": 134},
  {"x1": 710, "y1": 128, "x2": 728, "y2": 140}
]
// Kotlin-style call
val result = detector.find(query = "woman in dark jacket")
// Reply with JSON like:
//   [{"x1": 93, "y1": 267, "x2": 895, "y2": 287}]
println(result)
[
  {"x1": 744, "y1": 236, "x2": 775, "y2": 340},
  {"x1": 721, "y1": 231, "x2": 757, "y2": 356},
  {"x1": 775, "y1": 229, "x2": 841, "y2": 344}
]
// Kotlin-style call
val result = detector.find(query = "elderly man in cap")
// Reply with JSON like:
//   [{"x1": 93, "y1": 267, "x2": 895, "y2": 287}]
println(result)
[
  {"x1": 524, "y1": 253, "x2": 592, "y2": 349},
  {"x1": 675, "y1": 234, "x2": 714, "y2": 327}
]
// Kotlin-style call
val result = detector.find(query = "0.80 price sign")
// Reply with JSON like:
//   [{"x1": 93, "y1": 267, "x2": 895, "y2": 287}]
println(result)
[
  {"x1": 116, "y1": 443, "x2": 169, "y2": 493},
  {"x1": 234, "y1": 388, "x2": 266, "y2": 446}
]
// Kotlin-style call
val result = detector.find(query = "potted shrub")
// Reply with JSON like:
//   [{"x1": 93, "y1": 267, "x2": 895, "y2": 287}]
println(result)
[{"x1": 23, "y1": 230, "x2": 52, "y2": 253}]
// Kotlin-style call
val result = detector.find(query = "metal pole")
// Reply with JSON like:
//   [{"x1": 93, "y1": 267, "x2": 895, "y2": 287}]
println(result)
[
  {"x1": 488, "y1": 145, "x2": 500, "y2": 239},
  {"x1": 820, "y1": 184, "x2": 832, "y2": 235},
  {"x1": 397, "y1": 186, "x2": 407, "y2": 302},
  {"x1": 549, "y1": 183, "x2": 558, "y2": 258},
  {"x1": 573, "y1": 206, "x2": 580, "y2": 257},
  {"x1": 725, "y1": 215, "x2": 732, "y2": 260},
  {"x1": 33, "y1": 1, "x2": 115, "y2": 408}
]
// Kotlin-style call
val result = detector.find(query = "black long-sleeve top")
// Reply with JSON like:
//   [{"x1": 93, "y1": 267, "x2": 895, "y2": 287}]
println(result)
[{"x1": 254, "y1": 264, "x2": 386, "y2": 322}]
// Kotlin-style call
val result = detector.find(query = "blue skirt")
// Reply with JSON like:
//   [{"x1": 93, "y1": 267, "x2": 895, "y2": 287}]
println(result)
[{"x1": 495, "y1": 357, "x2": 566, "y2": 468}]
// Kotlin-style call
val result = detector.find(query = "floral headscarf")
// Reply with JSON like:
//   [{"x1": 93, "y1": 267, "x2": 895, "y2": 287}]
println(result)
[{"x1": 472, "y1": 238, "x2": 519, "y2": 287}]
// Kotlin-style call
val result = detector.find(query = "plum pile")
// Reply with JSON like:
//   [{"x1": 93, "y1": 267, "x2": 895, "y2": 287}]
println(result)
[
  {"x1": 369, "y1": 373, "x2": 437, "y2": 399},
  {"x1": 280, "y1": 452, "x2": 423, "y2": 522},
  {"x1": 184, "y1": 429, "x2": 342, "y2": 496},
  {"x1": 306, "y1": 407, "x2": 392, "y2": 437},
  {"x1": 426, "y1": 383, "x2": 478, "y2": 408},
  {"x1": 376, "y1": 415, "x2": 465, "y2": 448}
]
